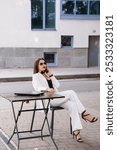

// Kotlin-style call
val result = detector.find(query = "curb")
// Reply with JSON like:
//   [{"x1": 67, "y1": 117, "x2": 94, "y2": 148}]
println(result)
[{"x1": 0, "y1": 74, "x2": 100, "y2": 82}]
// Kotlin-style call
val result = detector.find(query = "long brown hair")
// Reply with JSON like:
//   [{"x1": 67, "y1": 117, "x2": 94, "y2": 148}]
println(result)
[{"x1": 33, "y1": 58, "x2": 46, "y2": 74}]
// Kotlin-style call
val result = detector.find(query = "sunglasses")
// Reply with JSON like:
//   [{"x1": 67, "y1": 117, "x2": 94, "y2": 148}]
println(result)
[{"x1": 39, "y1": 62, "x2": 46, "y2": 66}]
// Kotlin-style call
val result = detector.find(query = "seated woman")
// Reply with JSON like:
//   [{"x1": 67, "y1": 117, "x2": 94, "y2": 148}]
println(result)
[{"x1": 32, "y1": 58, "x2": 98, "y2": 142}]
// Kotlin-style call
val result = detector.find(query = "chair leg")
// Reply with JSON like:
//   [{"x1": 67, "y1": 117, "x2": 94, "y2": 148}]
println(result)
[
  {"x1": 70, "y1": 117, "x2": 72, "y2": 134},
  {"x1": 50, "y1": 109, "x2": 55, "y2": 138},
  {"x1": 50, "y1": 108, "x2": 72, "y2": 137},
  {"x1": 30, "y1": 101, "x2": 36, "y2": 132}
]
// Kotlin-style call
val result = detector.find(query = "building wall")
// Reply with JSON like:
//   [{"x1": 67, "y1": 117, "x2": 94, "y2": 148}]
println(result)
[{"x1": 0, "y1": 0, "x2": 100, "y2": 68}]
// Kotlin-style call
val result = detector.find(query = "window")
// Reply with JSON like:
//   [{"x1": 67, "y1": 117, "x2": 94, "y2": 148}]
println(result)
[
  {"x1": 89, "y1": 1, "x2": 100, "y2": 15},
  {"x1": 44, "y1": 52, "x2": 57, "y2": 66},
  {"x1": 61, "y1": 0, "x2": 100, "y2": 19},
  {"x1": 61, "y1": 36, "x2": 73, "y2": 48},
  {"x1": 31, "y1": 0, "x2": 56, "y2": 29}
]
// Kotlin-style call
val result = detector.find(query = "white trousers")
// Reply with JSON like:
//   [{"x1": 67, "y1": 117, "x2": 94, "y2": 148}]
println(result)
[{"x1": 50, "y1": 90, "x2": 85, "y2": 131}]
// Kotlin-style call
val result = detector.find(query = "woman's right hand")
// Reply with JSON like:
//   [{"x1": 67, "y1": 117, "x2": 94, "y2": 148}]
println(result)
[{"x1": 47, "y1": 88, "x2": 55, "y2": 93}]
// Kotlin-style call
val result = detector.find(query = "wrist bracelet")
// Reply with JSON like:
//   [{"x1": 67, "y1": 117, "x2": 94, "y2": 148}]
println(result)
[{"x1": 49, "y1": 74, "x2": 53, "y2": 77}]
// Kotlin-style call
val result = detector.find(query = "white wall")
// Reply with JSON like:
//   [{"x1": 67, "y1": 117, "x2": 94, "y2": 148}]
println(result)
[{"x1": 0, "y1": 0, "x2": 100, "y2": 48}]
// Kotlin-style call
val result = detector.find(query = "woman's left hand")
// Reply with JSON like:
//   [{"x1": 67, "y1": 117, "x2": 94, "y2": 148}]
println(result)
[
  {"x1": 45, "y1": 67, "x2": 52, "y2": 77},
  {"x1": 47, "y1": 88, "x2": 55, "y2": 93}
]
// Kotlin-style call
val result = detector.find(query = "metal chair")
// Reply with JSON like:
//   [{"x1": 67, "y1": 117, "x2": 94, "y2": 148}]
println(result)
[
  {"x1": 50, "y1": 106, "x2": 72, "y2": 137},
  {"x1": 30, "y1": 102, "x2": 72, "y2": 138}
]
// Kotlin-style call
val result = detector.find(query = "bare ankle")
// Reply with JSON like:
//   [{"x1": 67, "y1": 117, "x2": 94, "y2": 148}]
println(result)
[{"x1": 73, "y1": 130, "x2": 80, "y2": 134}]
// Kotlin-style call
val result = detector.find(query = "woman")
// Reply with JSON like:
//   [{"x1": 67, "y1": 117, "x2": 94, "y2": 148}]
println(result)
[{"x1": 32, "y1": 58, "x2": 98, "y2": 142}]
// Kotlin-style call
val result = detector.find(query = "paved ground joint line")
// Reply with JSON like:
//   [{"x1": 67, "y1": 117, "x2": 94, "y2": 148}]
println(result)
[
  {"x1": 0, "y1": 137, "x2": 12, "y2": 150},
  {"x1": 0, "y1": 129, "x2": 18, "y2": 150}
]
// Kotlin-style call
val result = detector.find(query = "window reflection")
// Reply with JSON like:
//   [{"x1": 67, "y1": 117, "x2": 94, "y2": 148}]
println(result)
[
  {"x1": 45, "y1": 0, "x2": 55, "y2": 28},
  {"x1": 76, "y1": 0, "x2": 88, "y2": 14},
  {"x1": 44, "y1": 52, "x2": 57, "y2": 66},
  {"x1": 62, "y1": 0, "x2": 75, "y2": 15},
  {"x1": 89, "y1": 1, "x2": 100, "y2": 15},
  {"x1": 31, "y1": 0, "x2": 55, "y2": 29},
  {"x1": 31, "y1": 0, "x2": 43, "y2": 29},
  {"x1": 61, "y1": 36, "x2": 73, "y2": 47},
  {"x1": 62, "y1": 0, "x2": 100, "y2": 16}
]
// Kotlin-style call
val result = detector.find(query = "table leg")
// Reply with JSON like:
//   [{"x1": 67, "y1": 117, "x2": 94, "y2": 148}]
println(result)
[{"x1": 8, "y1": 101, "x2": 24, "y2": 150}]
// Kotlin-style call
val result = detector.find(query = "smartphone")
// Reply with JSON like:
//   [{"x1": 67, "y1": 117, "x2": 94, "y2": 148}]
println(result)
[
  {"x1": 41, "y1": 68, "x2": 48, "y2": 74},
  {"x1": 45, "y1": 68, "x2": 49, "y2": 73}
]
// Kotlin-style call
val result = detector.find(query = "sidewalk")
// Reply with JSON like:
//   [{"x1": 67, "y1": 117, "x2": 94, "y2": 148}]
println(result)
[{"x1": 0, "y1": 67, "x2": 100, "y2": 82}]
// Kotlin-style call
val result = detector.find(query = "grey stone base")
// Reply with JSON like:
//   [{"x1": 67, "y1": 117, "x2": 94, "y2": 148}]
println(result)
[{"x1": 0, "y1": 48, "x2": 88, "y2": 68}]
